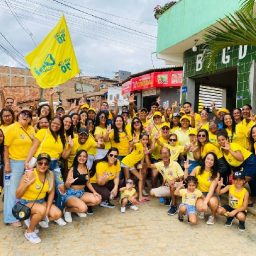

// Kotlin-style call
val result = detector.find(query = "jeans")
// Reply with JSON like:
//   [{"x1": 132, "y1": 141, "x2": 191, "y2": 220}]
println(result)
[
  {"x1": 50, "y1": 160, "x2": 64, "y2": 210},
  {"x1": 4, "y1": 160, "x2": 24, "y2": 224}
]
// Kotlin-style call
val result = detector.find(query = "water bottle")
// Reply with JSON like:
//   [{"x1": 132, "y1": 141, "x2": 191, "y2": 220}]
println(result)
[{"x1": 4, "y1": 173, "x2": 11, "y2": 186}]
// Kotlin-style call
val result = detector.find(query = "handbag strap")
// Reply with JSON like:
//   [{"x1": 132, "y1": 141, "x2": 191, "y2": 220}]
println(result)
[
  {"x1": 30, "y1": 173, "x2": 47, "y2": 210},
  {"x1": 37, "y1": 129, "x2": 48, "y2": 155},
  {"x1": 21, "y1": 126, "x2": 33, "y2": 142}
]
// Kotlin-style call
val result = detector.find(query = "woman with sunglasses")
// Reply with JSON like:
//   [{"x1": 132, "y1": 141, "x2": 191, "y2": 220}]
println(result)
[
  {"x1": 194, "y1": 129, "x2": 229, "y2": 183},
  {"x1": 90, "y1": 148, "x2": 120, "y2": 208},
  {"x1": 94, "y1": 111, "x2": 111, "y2": 159},
  {"x1": 63, "y1": 150, "x2": 101, "y2": 223},
  {"x1": 185, "y1": 152, "x2": 220, "y2": 225},
  {"x1": 25, "y1": 117, "x2": 66, "y2": 224},
  {"x1": 4, "y1": 110, "x2": 35, "y2": 227},
  {"x1": 197, "y1": 109, "x2": 209, "y2": 131},
  {"x1": 16, "y1": 153, "x2": 61, "y2": 244}
]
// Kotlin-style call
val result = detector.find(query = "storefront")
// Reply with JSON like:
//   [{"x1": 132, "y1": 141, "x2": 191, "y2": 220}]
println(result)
[{"x1": 121, "y1": 68, "x2": 182, "y2": 110}]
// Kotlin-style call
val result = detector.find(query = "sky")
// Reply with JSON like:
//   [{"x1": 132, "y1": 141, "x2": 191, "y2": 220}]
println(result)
[{"x1": 0, "y1": 0, "x2": 168, "y2": 79}]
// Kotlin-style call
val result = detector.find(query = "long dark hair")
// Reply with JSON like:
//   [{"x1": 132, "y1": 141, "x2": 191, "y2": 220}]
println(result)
[
  {"x1": 37, "y1": 104, "x2": 52, "y2": 120},
  {"x1": 131, "y1": 117, "x2": 143, "y2": 136},
  {"x1": 0, "y1": 108, "x2": 15, "y2": 125},
  {"x1": 222, "y1": 113, "x2": 236, "y2": 142},
  {"x1": 199, "y1": 152, "x2": 219, "y2": 180},
  {"x1": 90, "y1": 147, "x2": 119, "y2": 177},
  {"x1": 0, "y1": 129, "x2": 4, "y2": 165},
  {"x1": 71, "y1": 112, "x2": 80, "y2": 133},
  {"x1": 95, "y1": 110, "x2": 107, "y2": 127},
  {"x1": 62, "y1": 115, "x2": 74, "y2": 138},
  {"x1": 249, "y1": 124, "x2": 256, "y2": 153},
  {"x1": 113, "y1": 115, "x2": 126, "y2": 143},
  {"x1": 49, "y1": 117, "x2": 64, "y2": 146},
  {"x1": 72, "y1": 149, "x2": 88, "y2": 171},
  {"x1": 86, "y1": 118, "x2": 95, "y2": 134}
]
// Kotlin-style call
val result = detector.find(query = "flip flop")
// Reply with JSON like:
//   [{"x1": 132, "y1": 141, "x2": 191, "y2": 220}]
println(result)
[{"x1": 139, "y1": 197, "x2": 150, "y2": 203}]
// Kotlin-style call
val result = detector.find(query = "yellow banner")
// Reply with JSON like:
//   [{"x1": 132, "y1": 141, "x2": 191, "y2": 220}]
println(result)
[{"x1": 25, "y1": 15, "x2": 79, "y2": 88}]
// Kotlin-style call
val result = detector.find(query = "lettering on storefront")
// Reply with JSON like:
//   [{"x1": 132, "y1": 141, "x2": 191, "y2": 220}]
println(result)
[{"x1": 195, "y1": 45, "x2": 248, "y2": 72}]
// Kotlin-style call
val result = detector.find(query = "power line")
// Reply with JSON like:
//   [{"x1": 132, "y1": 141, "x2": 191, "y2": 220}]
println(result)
[
  {"x1": 0, "y1": 31, "x2": 24, "y2": 59},
  {"x1": 51, "y1": 0, "x2": 156, "y2": 39},
  {"x1": 4, "y1": 0, "x2": 37, "y2": 46}
]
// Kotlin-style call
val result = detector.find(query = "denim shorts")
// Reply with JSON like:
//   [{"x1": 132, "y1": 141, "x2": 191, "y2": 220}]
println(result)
[
  {"x1": 19, "y1": 198, "x2": 45, "y2": 205},
  {"x1": 62, "y1": 188, "x2": 84, "y2": 204},
  {"x1": 179, "y1": 203, "x2": 196, "y2": 215}
]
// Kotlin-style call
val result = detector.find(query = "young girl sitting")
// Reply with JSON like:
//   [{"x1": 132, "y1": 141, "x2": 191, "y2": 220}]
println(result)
[
  {"x1": 119, "y1": 179, "x2": 138, "y2": 213},
  {"x1": 121, "y1": 132, "x2": 149, "y2": 201},
  {"x1": 216, "y1": 171, "x2": 249, "y2": 231},
  {"x1": 174, "y1": 176, "x2": 203, "y2": 224}
]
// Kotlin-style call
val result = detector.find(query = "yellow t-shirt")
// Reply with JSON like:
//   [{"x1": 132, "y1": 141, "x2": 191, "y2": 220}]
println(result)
[
  {"x1": 240, "y1": 119, "x2": 255, "y2": 149},
  {"x1": 151, "y1": 136, "x2": 169, "y2": 160},
  {"x1": 154, "y1": 160, "x2": 184, "y2": 182},
  {"x1": 194, "y1": 113, "x2": 202, "y2": 128},
  {"x1": 35, "y1": 129, "x2": 63, "y2": 159},
  {"x1": 222, "y1": 143, "x2": 251, "y2": 167},
  {"x1": 163, "y1": 144, "x2": 184, "y2": 161},
  {"x1": 226, "y1": 125, "x2": 247, "y2": 149},
  {"x1": 67, "y1": 136, "x2": 97, "y2": 168},
  {"x1": 175, "y1": 128, "x2": 190, "y2": 146},
  {"x1": 201, "y1": 142, "x2": 223, "y2": 159},
  {"x1": 195, "y1": 167, "x2": 213, "y2": 193},
  {"x1": 151, "y1": 123, "x2": 162, "y2": 137},
  {"x1": 141, "y1": 119, "x2": 150, "y2": 129},
  {"x1": 120, "y1": 187, "x2": 136, "y2": 201},
  {"x1": 200, "y1": 122, "x2": 209, "y2": 131},
  {"x1": 179, "y1": 188, "x2": 203, "y2": 206},
  {"x1": 87, "y1": 134, "x2": 97, "y2": 155},
  {"x1": 0, "y1": 124, "x2": 11, "y2": 135},
  {"x1": 121, "y1": 142, "x2": 144, "y2": 168},
  {"x1": 109, "y1": 130, "x2": 132, "y2": 156},
  {"x1": 4, "y1": 122, "x2": 35, "y2": 160},
  {"x1": 90, "y1": 160, "x2": 121, "y2": 184},
  {"x1": 208, "y1": 132, "x2": 218, "y2": 147},
  {"x1": 94, "y1": 126, "x2": 111, "y2": 150},
  {"x1": 21, "y1": 169, "x2": 49, "y2": 200},
  {"x1": 229, "y1": 185, "x2": 247, "y2": 209},
  {"x1": 170, "y1": 126, "x2": 179, "y2": 134}
]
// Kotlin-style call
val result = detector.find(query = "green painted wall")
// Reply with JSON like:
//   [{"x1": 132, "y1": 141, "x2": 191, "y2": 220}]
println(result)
[
  {"x1": 183, "y1": 45, "x2": 256, "y2": 107},
  {"x1": 157, "y1": 0, "x2": 240, "y2": 53}
]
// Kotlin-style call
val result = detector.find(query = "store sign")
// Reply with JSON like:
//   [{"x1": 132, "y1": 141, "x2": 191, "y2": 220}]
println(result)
[
  {"x1": 196, "y1": 45, "x2": 248, "y2": 72},
  {"x1": 121, "y1": 70, "x2": 183, "y2": 94}
]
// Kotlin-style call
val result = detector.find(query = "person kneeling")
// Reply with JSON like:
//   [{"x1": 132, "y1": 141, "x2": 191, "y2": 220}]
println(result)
[
  {"x1": 63, "y1": 150, "x2": 102, "y2": 223},
  {"x1": 16, "y1": 153, "x2": 61, "y2": 244},
  {"x1": 216, "y1": 171, "x2": 249, "y2": 231},
  {"x1": 174, "y1": 176, "x2": 204, "y2": 224}
]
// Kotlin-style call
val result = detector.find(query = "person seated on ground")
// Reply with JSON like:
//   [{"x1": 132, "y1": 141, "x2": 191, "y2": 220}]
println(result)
[
  {"x1": 119, "y1": 179, "x2": 138, "y2": 213},
  {"x1": 146, "y1": 147, "x2": 184, "y2": 216},
  {"x1": 216, "y1": 172, "x2": 249, "y2": 231},
  {"x1": 16, "y1": 153, "x2": 62, "y2": 244},
  {"x1": 90, "y1": 148, "x2": 120, "y2": 209},
  {"x1": 174, "y1": 176, "x2": 204, "y2": 225},
  {"x1": 185, "y1": 152, "x2": 220, "y2": 225},
  {"x1": 63, "y1": 150, "x2": 102, "y2": 223},
  {"x1": 121, "y1": 132, "x2": 149, "y2": 202}
]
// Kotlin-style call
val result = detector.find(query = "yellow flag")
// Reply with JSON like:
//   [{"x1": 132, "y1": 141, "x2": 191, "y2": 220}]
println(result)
[{"x1": 25, "y1": 15, "x2": 79, "y2": 88}]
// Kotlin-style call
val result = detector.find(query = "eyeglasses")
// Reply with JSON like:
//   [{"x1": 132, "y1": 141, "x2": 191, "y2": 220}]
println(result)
[
  {"x1": 169, "y1": 139, "x2": 177, "y2": 142},
  {"x1": 109, "y1": 153, "x2": 118, "y2": 158},
  {"x1": 126, "y1": 181, "x2": 133, "y2": 185},
  {"x1": 162, "y1": 127, "x2": 170, "y2": 130},
  {"x1": 37, "y1": 161, "x2": 49, "y2": 166},
  {"x1": 198, "y1": 134, "x2": 206, "y2": 137}
]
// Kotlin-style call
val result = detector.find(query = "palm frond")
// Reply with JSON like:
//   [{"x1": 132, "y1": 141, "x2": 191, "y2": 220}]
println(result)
[{"x1": 240, "y1": 0, "x2": 255, "y2": 14}]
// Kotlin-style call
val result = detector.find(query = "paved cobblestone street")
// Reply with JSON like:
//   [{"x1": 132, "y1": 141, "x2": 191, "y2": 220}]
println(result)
[{"x1": 1, "y1": 196, "x2": 256, "y2": 256}]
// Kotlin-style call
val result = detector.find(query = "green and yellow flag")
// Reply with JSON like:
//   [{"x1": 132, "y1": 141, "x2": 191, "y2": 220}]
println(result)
[{"x1": 25, "y1": 15, "x2": 79, "y2": 88}]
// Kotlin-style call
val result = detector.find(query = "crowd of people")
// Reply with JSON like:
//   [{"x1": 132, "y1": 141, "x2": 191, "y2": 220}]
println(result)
[{"x1": 0, "y1": 89, "x2": 255, "y2": 244}]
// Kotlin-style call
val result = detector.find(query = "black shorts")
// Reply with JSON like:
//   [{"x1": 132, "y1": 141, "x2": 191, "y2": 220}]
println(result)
[{"x1": 222, "y1": 204, "x2": 247, "y2": 216}]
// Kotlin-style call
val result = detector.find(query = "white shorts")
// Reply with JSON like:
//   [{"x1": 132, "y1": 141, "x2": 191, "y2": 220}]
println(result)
[{"x1": 150, "y1": 186, "x2": 170, "y2": 197}]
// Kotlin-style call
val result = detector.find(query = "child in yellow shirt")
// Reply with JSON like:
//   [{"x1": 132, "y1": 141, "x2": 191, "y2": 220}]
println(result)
[
  {"x1": 119, "y1": 179, "x2": 138, "y2": 213},
  {"x1": 216, "y1": 171, "x2": 249, "y2": 231}
]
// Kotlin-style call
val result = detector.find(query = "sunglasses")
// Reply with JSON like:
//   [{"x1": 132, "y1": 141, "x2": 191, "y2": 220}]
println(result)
[
  {"x1": 99, "y1": 115, "x2": 106, "y2": 119},
  {"x1": 109, "y1": 153, "x2": 118, "y2": 158},
  {"x1": 37, "y1": 161, "x2": 49, "y2": 166},
  {"x1": 198, "y1": 134, "x2": 206, "y2": 137},
  {"x1": 126, "y1": 181, "x2": 134, "y2": 185},
  {"x1": 133, "y1": 120, "x2": 140, "y2": 124},
  {"x1": 169, "y1": 139, "x2": 177, "y2": 142},
  {"x1": 162, "y1": 127, "x2": 170, "y2": 130}
]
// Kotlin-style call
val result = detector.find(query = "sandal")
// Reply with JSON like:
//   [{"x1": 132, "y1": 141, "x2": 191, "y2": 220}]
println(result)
[
  {"x1": 10, "y1": 221, "x2": 22, "y2": 227},
  {"x1": 139, "y1": 197, "x2": 150, "y2": 203}
]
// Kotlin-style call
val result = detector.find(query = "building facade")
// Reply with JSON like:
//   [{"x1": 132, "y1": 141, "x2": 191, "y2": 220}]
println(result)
[{"x1": 156, "y1": 0, "x2": 256, "y2": 111}]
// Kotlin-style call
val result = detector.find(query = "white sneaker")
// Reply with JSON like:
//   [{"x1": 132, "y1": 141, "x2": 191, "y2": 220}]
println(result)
[
  {"x1": 54, "y1": 218, "x2": 67, "y2": 226},
  {"x1": 120, "y1": 207, "x2": 126, "y2": 213},
  {"x1": 24, "y1": 231, "x2": 41, "y2": 244},
  {"x1": 142, "y1": 189, "x2": 149, "y2": 196},
  {"x1": 64, "y1": 210, "x2": 72, "y2": 223},
  {"x1": 76, "y1": 212, "x2": 87, "y2": 218},
  {"x1": 206, "y1": 215, "x2": 215, "y2": 225},
  {"x1": 38, "y1": 217, "x2": 49, "y2": 228},
  {"x1": 198, "y1": 212, "x2": 205, "y2": 219},
  {"x1": 130, "y1": 205, "x2": 139, "y2": 211},
  {"x1": 24, "y1": 219, "x2": 39, "y2": 234}
]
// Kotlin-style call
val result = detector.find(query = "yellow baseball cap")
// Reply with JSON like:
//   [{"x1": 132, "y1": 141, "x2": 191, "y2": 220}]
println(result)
[
  {"x1": 217, "y1": 108, "x2": 229, "y2": 115},
  {"x1": 153, "y1": 111, "x2": 162, "y2": 118},
  {"x1": 161, "y1": 122, "x2": 170, "y2": 129},
  {"x1": 88, "y1": 108, "x2": 96, "y2": 113},
  {"x1": 81, "y1": 103, "x2": 89, "y2": 109},
  {"x1": 188, "y1": 128, "x2": 197, "y2": 136},
  {"x1": 180, "y1": 115, "x2": 191, "y2": 122}
]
